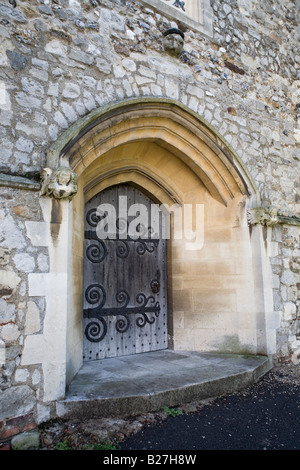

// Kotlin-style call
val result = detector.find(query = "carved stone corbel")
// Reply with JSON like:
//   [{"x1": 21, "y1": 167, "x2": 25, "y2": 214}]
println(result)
[
  {"x1": 248, "y1": 206, "x2": 300, "y2": 227},
  {"x1": 162, "y1": 28, "x2": 185, "y2": 57},
  {"x1": 247, "y1": 206, "x2": 279, "y2": 227},
  {"x1": 40, "y1": 166, "x2": 78, "y2": 201}
]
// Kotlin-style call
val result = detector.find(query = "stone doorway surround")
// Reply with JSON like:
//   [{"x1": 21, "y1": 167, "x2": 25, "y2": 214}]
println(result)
[{"x1": 21, "y1": 98, "x2": 276, "y2": 405}]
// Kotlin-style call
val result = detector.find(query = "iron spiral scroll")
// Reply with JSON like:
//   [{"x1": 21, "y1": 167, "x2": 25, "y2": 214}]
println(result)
[
  {"x1": 85, "y1": 208, "x2": 160, "y2": 262},
  {"x1": 83, "y1": 284, "x2": 161, "y2": 343}
]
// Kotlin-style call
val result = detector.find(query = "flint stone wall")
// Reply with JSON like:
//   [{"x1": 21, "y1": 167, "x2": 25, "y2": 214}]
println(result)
[{"x1": 0, "y1": 0, "x2": 299, "y2": 438}]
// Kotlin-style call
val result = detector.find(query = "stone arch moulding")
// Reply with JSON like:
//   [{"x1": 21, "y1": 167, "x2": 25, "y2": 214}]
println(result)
[
  {"x1": 30, "y1": 97, "x2": 278, "y2": 405},
  {"x1": 46, "y1": 97, "x2": 260, "y2": 208}
]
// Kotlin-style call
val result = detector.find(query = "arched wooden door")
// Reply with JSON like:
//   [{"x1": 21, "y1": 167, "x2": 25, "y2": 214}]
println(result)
[{"x1": 83, "y1": 184, "x2": 168, "y2": 361}]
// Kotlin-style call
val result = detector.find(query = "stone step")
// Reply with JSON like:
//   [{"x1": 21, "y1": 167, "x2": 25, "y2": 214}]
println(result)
[{"x1": 56, "y1": 350, "x2": 272, "y2": 420}]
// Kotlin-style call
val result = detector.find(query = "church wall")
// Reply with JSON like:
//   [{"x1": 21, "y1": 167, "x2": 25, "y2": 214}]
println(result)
[{"x1": 0, "y1": 0, "x2": 299, "y2": 438}]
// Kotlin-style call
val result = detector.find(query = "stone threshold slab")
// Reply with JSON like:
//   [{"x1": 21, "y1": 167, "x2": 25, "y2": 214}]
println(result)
[{"x1": 56, "y1": 350, "x2": 272, "y2": 419}]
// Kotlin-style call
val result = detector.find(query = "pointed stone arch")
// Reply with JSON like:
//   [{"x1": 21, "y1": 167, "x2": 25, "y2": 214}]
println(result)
[
  {"x1": 46, "y1": 97, "x2": 259, "y2": 207},
  {"x1": 31, "y1": 98, "x2": 276, "y2": 402}
]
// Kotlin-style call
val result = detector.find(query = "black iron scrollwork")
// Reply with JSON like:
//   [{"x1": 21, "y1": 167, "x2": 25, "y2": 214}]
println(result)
[
  {"x1": 135, "y1": 293, "x2": 159, "y2": 327},
  {"x1": 85, "y1": 318, "x2": 107, "y2": 343},
  {"x1": 115, "y1": 290, "x2": 130, "y2": 333},
  {"x1": 116, "y1": 240, "x2": 130, "y2": 258},
  {"x1": 85, "y1": 228, "x2": 159, "y2": 261},
  {"x1": 86, "y1": 240, "x2": 108, "y2": 263},
  {"x1": 136, "y1": 239, "x2": 159, "y2": 255},
  {"x1": 84, "y1": 284, "x2": 107, "y2": 342},
  {"x1": 85, "y1": 284, "x2": 106, "y2": 307},
  {"x1": 84, "y1": 285, "x2": 160, "y2": 342},
  {"x1": 86, "y1": 208, "x2": 102, "y2": 227}
]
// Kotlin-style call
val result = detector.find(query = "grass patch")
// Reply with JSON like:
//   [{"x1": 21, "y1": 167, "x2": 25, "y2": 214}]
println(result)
[{"x1": 163, "y1": 406, "x2": 183, "y2": 417}]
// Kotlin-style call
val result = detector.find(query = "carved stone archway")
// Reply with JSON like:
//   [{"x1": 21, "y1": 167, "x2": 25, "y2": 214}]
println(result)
[
  {"x1": 46, "y1": 98, "x2": 258, "y2": 206},
  {"x1": 23, "y1": 98, "x2": 277, "y2": 402}
]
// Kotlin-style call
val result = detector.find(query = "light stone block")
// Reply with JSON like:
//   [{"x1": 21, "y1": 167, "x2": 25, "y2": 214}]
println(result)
[
  {"x1": 0, "y1": 385, "x2": 35, "y2": 420},
  {"x1": 36, "y1": 403, "x2": 51, "y2": 424},
  {"x1": 13, "y1": 253, "x2": 35, "y2": 273},
  {"x1": 0, "y1": 298, "x2": 16, "y2": 322},
  {"x1": 25, "y1": 221, "x2": 51, "y2": 246},
  {"x1": 62, "y1": 82, "x2": 81, "y2": 99},
  {"x1": 25, "y1": 301, "x2": 40, "y2": 335},
  {"x1": 1, "y1": 323, "x2": 20, "y2": 343},
  {"x1": 0, "y1": 80, "x2": 11, "y2": 110},
  {"x1": 283, "y1": 301, "x2": 297, "y2": 321},
  {"x1": 0, "y1": 339, "x2": 5, "y2": 365},
  {"x1": 0, "y1": 39, "x2": 13, "y2": 67},
  {"x1": 28, "y1": 273, "x2": 68, "y2": 296},
  {"x1": 0, "y1": 212, "x2": 26, "y2": 249},
  {"x1": 43, "y1": 362, "x2": 66, "y2": 401},
  {"x1": 193, "y1": 289, "x2": 237, "y2": 314},
  {"x1": 21, "y1": 334, "x2": 46, "y2": 365},
  {"x1": 37, "y1": 253, "x2": 49, "y2": 272},
  {"x1": 32, "y1": 369, "x2": 41, "y2": 385},
  {"x1": 292, "y1": 349, "x2": 300, "y2": 365},
  {"x1": 15, "y1": 368, "x2": 30, "y2": 383},
  {"x1": 45, "y1": 39, "x2": 67, "y2": 57}
]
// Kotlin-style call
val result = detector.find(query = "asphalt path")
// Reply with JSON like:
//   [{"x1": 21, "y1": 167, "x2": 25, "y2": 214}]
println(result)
[{"x1": 120, "y1": 365, "x2": 300, "y2": 451}]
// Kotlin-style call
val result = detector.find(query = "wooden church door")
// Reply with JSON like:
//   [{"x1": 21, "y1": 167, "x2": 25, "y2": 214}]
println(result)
[{"x1": 83, "y1": 184, "x2": 168, "y2": 361}]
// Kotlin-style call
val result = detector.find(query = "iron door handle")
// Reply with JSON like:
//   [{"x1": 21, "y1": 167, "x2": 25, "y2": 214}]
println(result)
[{"x1": 151, "y1": 279, "x2": 160, "y2": 294}]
